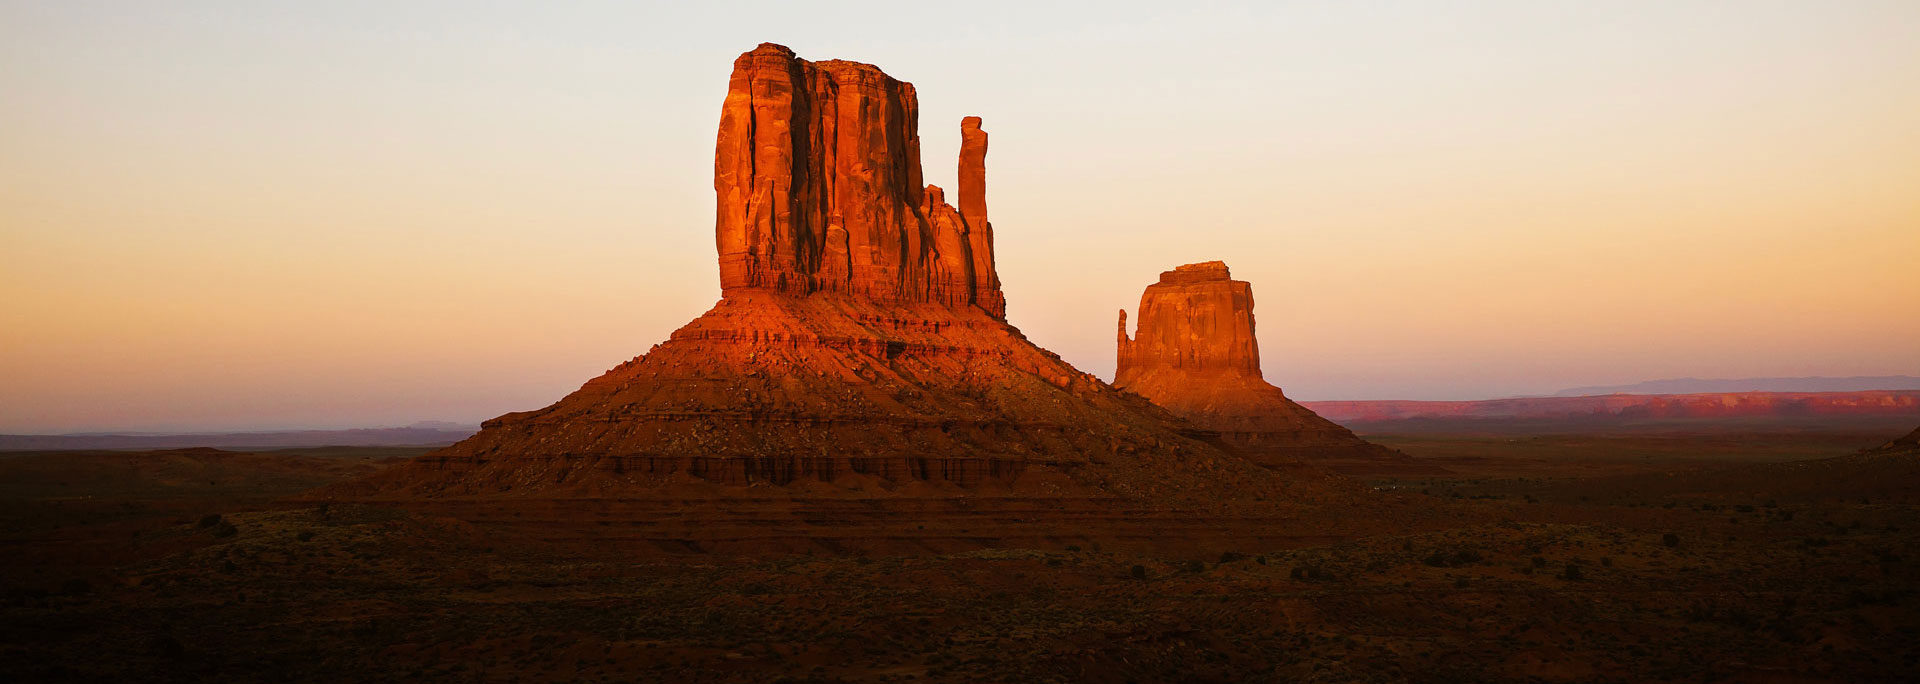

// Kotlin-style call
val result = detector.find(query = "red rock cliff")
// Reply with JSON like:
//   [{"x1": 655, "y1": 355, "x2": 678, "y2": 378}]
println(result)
[
  {"x1": 714, "y1": 43, "x2": 1004, "y2": 317},
  {"x1": 1115, "y1": 261, "x2": 1261, "y2": 383}
]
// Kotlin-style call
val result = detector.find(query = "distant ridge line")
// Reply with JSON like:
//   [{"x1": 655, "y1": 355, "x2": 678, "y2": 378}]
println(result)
[
  {"x1": 1301, "y1": 389, "x2": 1920, "y2": 432},
  {"x1": 1553, "y1": 376, "x2": 1920, "y2": 397},
  {"x1": 0, "y1": 426, "x2": 479, "y2": 452}
]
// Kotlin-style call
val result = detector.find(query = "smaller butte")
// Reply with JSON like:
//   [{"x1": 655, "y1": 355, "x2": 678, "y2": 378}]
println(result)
[{"x1": 1115, "y1": 261, "x2": 1408, "y2": 467}]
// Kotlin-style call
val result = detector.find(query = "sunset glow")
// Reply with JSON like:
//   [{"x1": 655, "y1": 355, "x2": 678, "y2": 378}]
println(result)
[{"x1": 3, "y1": 1, "x2": 1917, "y2": 432}]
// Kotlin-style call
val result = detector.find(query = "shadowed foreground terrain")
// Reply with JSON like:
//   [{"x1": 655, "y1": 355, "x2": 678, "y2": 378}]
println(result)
[{"x1": 4, "y1": 431, "x2": 1916, "y2": 683}]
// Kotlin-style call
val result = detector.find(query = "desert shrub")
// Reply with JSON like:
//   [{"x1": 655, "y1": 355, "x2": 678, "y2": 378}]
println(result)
[
  {"x1": 1064, "y1": 545, "x2": 1080, "y2": 552},
  {"x1": 1218, "y1": 551, "x2": 1247, "y2": 564},
  {"x1": 211, "y1": 522, "x2": 238, "y2": 538},
  {"x1": 1662, "y1": 533, "x2": 1680, "y2": 547},
  {"x1": 1531, "y1": 555, "x2": 1548, "y2": 568},
  {"x1": 1601, "y1": 556, "x2": 1613, "y2": 567},
  {"x1": 197, "y1": 514, "x2": 223, "y2": 529},
  {"x1": 1130, "y1": 564, "x2": 1148, "y2": 580},
  {"x1": 1561, "y1": 563, "x2": 1583, "y2": 581},
  {"x1": 1181, "y1": 560, "x2": 1205, "y2": 574},
  {"x1": 296, "y1": 530, "x2": 315, "y2": 542}
]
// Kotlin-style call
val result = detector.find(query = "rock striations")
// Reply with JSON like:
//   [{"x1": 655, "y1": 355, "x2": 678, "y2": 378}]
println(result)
[
  {"x1": 327, "y1": 45, "x2": 1334, "y2": 527},
  {"x1": 1116, "y1": 262, "x2": 1404, "y2": 467}
]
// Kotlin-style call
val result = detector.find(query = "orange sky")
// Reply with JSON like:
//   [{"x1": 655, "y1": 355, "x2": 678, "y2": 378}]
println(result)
[{"x1": 3, "y1": 2, "x2": 1917, "y2": 432}]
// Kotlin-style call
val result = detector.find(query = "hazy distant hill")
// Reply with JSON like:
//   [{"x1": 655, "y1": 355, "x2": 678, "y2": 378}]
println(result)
[
  {"x1": 0, "y1": 425, "x2": 477, "y2": 452},
  {"x1": 1554, "y1": 376, "x2": 1920, "y2": 397},
  {"x1": 1303, "y1": 390, "x2": 1920, "y2": 435}
]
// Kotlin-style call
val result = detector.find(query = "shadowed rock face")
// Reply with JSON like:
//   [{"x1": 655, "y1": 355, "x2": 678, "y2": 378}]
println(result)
[
  {"x1": 1116, "y1": 262, "x2": 1402, "y2": 466},
  {"x1": 329, "y1": 45, "x2": 1333, "y2": 510},
  {"x1": 715, "y1": 43, "x2": 1003, "y2": 318}
]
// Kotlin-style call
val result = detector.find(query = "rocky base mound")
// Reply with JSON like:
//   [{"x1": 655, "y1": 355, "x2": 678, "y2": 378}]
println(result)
[{"x1": 328, "y1": 292, "x2": 1337, "y2": 509}]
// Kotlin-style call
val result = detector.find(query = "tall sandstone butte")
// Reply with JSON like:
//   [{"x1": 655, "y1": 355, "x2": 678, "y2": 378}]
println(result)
[
  {"x1": 329, "y1": 45, "x2": 1322, "y2": 516},
  {"x1": 715, "y1": 44, "x2": 1003, "y2": 317},
  {"x1": 1116, "y1": 261, "x2": 1403, "y2": 467}
]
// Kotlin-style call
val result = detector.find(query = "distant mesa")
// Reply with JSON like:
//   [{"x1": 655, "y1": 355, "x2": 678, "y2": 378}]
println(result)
[
  {"x1": 1303, "y1": 390, "x2": 1920, "y2": 435},
  {"x1": 0, "y1": 426, "x2": 475, "y2": 452},
  {"x1": 1553, "y1": 376, "x2": 1920, "y2": 397},
  {"x1": 325, "y1": 44, "x2": 1312, "y2": 510},
  {"x1": 1114, "y1": 261, "x2": 1406, "y2": 467},
  {"x1": 1306, "y1": 391, "x2": 1920, "y2": 424}
]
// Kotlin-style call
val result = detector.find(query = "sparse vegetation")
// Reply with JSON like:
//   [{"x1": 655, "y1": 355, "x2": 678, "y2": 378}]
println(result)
[{"x1": 3, "y1": 432, "x2": 1914, "y2": 682}]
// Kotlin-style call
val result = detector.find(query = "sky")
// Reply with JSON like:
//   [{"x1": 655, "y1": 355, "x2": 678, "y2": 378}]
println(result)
[{"x1": 2, "y1": 1, "x2": 1917, "y2": 433}]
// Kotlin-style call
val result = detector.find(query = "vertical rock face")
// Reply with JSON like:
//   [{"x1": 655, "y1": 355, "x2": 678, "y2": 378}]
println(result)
[
  {"x1": 714, "y1": 43, "x2": 1004, "y2": 318},
  {"x1": 1116, "y1": 262, "x2": 1402, "y2": 466},
  {"x1": 1115, "y1": 261, "x2": 1261, "y2": 384}
]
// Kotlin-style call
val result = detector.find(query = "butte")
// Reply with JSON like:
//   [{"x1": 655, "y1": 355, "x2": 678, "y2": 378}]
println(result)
[
  {"x1": 1115, "y1": 261, "x2": 1412, "y2": 470},
  {"x1": 320, "y1": 44, "x2": 1371, "y2": 553}
]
